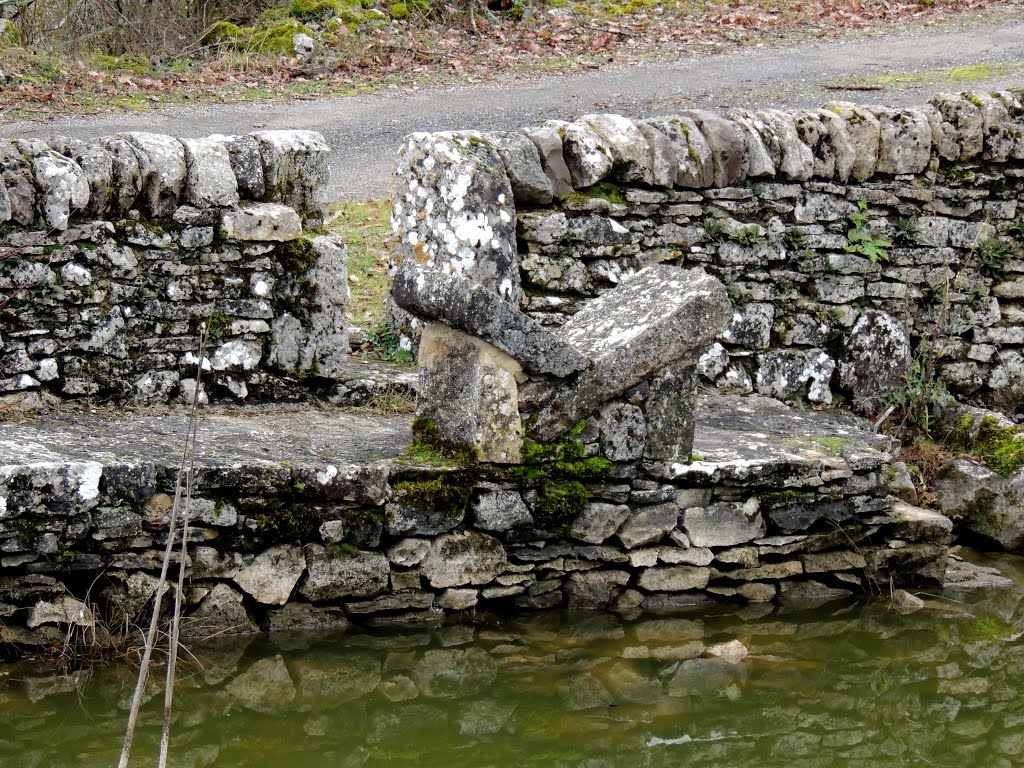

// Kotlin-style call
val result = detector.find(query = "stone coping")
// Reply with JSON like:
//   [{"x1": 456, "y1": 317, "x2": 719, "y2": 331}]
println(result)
[{"x1": 1, "y1": 392, "x2": 887, "y2": 482}]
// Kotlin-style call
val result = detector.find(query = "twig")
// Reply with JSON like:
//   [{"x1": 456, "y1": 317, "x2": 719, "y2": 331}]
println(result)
[
  {"x1": 158, "y1": 324, "x2": 208, "y2": 768},
  {"x1": 117, "y1": 324, "x2": 207, "y2": 768}
]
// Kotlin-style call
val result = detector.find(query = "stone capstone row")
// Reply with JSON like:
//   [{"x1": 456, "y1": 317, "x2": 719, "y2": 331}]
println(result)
[
  {"x1": 0, "y1": 130, "x2": 353, "y2": 407},
  {"x1": 388, "y1": 89, "x2": 1024, "y2": 415},
  {"x1": 1, "y1": 129, "x2": 330, "y2": 230}
]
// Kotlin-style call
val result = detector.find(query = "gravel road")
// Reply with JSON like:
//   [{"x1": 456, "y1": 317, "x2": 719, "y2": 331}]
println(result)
[{"x1": 2, "y1": 16, "x2": 1022, "y2": 201}]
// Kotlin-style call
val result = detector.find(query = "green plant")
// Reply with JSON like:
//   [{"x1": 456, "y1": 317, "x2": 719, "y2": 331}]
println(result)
[
  {"x1": 703, "y1": 219, "x2": 725, "y2": 243},
  {"x1": 844, "y1": 198, "x2": 891, "y2": 263},
  {"x1": 884, "y1": 355, "x2": 954, "y2": 436},
  {"x1": 729, "y1": 225, "x2": 767, "y2": 247},
  {"x1": 974, "y1": 237, "x2": 1013, "y2": 272},
  {"x1": 365, "y1": 325, "x2": 414, "y2": 363},
  {"x1": 892, "y1": 216, "x2": 919, "y2": 246}
]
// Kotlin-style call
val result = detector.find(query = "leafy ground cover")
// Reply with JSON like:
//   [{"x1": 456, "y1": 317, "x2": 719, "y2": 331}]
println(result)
[{"x1": 0, "y1": 0, "x2": 1019, "y2": 120}]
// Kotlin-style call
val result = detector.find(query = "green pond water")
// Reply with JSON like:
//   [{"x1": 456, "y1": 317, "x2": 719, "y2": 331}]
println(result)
[{"x1": 3, "y1": 551, "x2": 1024, "y2": 768}]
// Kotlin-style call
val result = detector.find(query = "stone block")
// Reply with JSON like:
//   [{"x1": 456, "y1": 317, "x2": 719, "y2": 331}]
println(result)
[
  {"x1": 252, "y1": 129, "x2": 329, "y2": 220},
  {"x1": 181, "y1": 137, "x2": 239, "y2": 208},
  {"x1": 533, "y1": 265, "x2": 731, "y2": 440},
  {"x1": 392, "y1": 130, "x2": 521, "y2": 306},
  {"x1": 419, "y1": 531, "x2": 508, "y2": 588},
  {"x1": 641, "y1": 116, "x2": 714, "y2": 188},
  {"x1": 415, "y1": 323, "x2": 524, "y2": 464},
  {"x1": 821, "y1": 102, "x2": 880, "y2": 181},
  {"x1": 683, "y1": 500, "x2": 765, "y2": 548},
  {"x1": 489, "y1": 130, "x2": 553, "y2": 204},
  {"x1": 391, "y1": 260, "x2": 588, "y2": 377},
  {"x1": 121, "y1": 132, "x2": 187, "y2": 216},
  {"x1": 642, "y1": 361, "x2": 696, "y2": 462}
]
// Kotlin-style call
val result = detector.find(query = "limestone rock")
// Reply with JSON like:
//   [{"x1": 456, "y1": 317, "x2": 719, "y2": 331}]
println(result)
[
  {"x1": 27, "y1": 595, "x2": 94, "y2": 629},
  {"x1": 565, "y1": 569, "x2": 630, "y2": 608},
  {"x1": 392, "y1": 130, "x2": 520, "y2": 305},
  {"x1": 872, "y1": 107, "x2": 932, "y2": 175},
  {"x1": 822, "y1": 102, "x2": 880, "y2": 181},
  {"x1": 642, "y1": 116, "x2": 714, "y2": 188},
  {"x1": 888, "y1": 501, "x2": 953, "y2": 545},
  {"x1": 28, "y1": 148, "x2": 90, "y2": 230},
  {"x1": 683, "y1": 500, "x2": 765, "y2": 548},
  {"x1": 839, "y1": 310, "x2": 911, "y2": 409},
  {"x1": 522, "y1": 125, "x2": 574, "y2": 196},
  {"x1": 419, "y1": 531, "x2": 508, "y2": 588},
  {"x1": 211, "y1": 133, "x2": 266, "y2": 198},
  {"x1": 617, "y1": 502, "x2": 678, "y2": 549},
  {"x1": 121, "y1": 132, "x2": 187, "y2": 216},
  {"x1": 755, "y1": 349, "x2": 836, "y2": 405},
  {"x1": 552, "y1": 120, "x2": 614, "y2": 188},
  {"x1": 48, "y1": 137, "x2": 113, "y2": 215},
  {"x1": 385, "y1": 502, "x2": 463, "y2": 537},
  {"x1": 534, "y1": 265, "x2": 731, "y2": 440},
  {"x1": 388, "y1": 538, "x2": 431, "y2": 567},
  {"x1": 299, "y1": 545, "x2": 389, "y2": 601},
  {"x1": 599, "y1": 402, "x2": 647, "y2": 461},
  {"x1": 0, "y1": 140, "x2": 35, "y2": 224},
  {"x1": 471, "y1": 490, "x2": 532, "y2": 532},
  {"x1": 181, "y1": 137, "x2": 239, "y2": 208},
  {"x1": 268, "y1": 234, "x2": 349, "y2": 378},
  {"x1": 102, "y1": 136, "x2": 143, "y2": 213},
  {"x1": 233, "y1": 544, "x2": 305, "y2": 605},
  {"x1": 220, "y1": 203, "x2": 302, "y2": 241},
  {"x1": 634, "y1": 120, "x2": 679, "y2": 186},
  {"x1": 721, "y1": 302, "x2": 774, "y2": 349},
  {"x1": 753, "y1": 110, "x2": 814, "y2": 181},
  {"x1": 252, "y1": 130, "x2": 329, "y2": 220},
  {"x1": 183, "y1": 583, "x2": 258, "y2": 638},
  {"x1": 578, "y1": 114, "x2": 653, "y2": 184},
  {"x1": 490, "y1": 130, "x2": 553, "y2": 204},
  {"x1": 570, "y1": 502, "x2": 631, "y2": 545},
  {"x1": 391, "y1": 260, "x2": 588, "y2": 377},
  {"x1": 637, "y1": 566, "x2": 710, "y2": 592},
  {"x1": 643, "y1": 361, "x2": 697, "y2": 462},
  {"x1": 681, "y1": 110, "x2": 745, "y2": 187},
  {"x1": 778, "y1": 580, "x2": 855, "y2": 607},
  {"x1": 415, "y1": 323, "x2": 524, "y2": 463},
  {"x1": 727, "y1": 109, "x2": 777, "y2": 177},
  {"x1": 265, "y1": 603, "x2": 350, "y2": 632}
]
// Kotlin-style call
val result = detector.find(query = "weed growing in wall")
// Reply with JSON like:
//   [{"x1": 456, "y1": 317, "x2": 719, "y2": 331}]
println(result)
[{"x1": 844, "y1": 198, "x2": 891, "y2": 263}]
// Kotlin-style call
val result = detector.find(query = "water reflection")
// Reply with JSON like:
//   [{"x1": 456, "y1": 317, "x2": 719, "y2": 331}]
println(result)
[{"x1": 3, "y1": 552, "x2": 1024, "y2": 768}]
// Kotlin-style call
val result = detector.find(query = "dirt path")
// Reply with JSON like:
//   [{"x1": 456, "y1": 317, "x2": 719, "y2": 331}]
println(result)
[{"x1": 2, "y1": 16, "x2": 1022, "y2": 201}]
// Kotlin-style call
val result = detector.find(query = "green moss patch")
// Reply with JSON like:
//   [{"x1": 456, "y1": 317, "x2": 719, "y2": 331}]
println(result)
[
  {"x1": 392, "y1": 472, "x2": 475, "y2": 516},
  {"x1": 950, "y1": 415, "x2": 1024, "y2": 477}
]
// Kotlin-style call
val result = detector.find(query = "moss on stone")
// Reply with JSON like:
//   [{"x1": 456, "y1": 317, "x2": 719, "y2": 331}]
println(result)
[
  {"x1": 532, "y1": 480, "x2": 588, "y2": 534},
  {"x1": 392, "y1": 472, "x2": 475, "y2": 516},
  {"x1": 950, "y1": 415, "x2": 1024, "y2": 477},
  {"x1": 402, "y1": 416, "x2": 477, "y2": 466},
  {"x1": 562, "y1": 181, "x2": 627, "y2": 207},
  {"x1": 276, "y1": 236, "x2": 319, "y2": 275}
]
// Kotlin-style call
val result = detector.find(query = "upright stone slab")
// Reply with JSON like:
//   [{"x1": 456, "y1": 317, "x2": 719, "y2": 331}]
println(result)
[
  {"x1": 392, "y1": 131, "x2": 521, "y2": 306},
  {"x1": 416, "y1": 323, "x2": 525, "y2": 463}
]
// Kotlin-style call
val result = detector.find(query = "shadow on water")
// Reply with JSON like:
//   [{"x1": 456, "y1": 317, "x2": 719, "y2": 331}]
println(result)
[{"x1": 4, "y1": 550, "x2": 1024, "y2": 768}]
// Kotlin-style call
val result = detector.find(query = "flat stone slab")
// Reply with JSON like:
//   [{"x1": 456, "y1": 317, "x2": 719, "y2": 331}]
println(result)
[
  {"x1": 0, "y1": 392, "x2": 890, "y2": 480},
  {"x1": 649, "y1": 394, "x2": 895, "y2": 485},
  {"x1": 0, "y1": 405, "x2": 410, "y2": 468}
]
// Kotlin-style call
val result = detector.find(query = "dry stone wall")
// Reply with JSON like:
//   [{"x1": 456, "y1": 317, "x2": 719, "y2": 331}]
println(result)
[
  {"x1": 0, "y1": 129, "x2": 351, "y2": 407},
  {"x1": 391, "y1": 90, "x2": 1024, "y2": 417}
]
